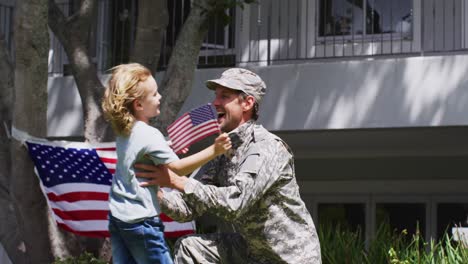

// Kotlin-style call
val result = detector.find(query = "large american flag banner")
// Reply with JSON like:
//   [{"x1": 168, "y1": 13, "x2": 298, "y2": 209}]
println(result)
[
  {"x1": 25, "y1": 140, "x2": 195, "y2": 238},
  {"x1": 167, "y1": 103, "x2": 220, "y2": 154}
]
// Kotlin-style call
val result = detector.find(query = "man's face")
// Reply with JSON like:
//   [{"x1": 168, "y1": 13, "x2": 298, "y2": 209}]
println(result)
[{"x1": 212, "y1": 86, "x2": 245, "y2": 132}]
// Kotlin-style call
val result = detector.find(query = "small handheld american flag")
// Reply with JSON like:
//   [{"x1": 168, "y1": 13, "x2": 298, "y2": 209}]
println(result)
[{"x1": 167, "y1": 103, "x2": 220, "y2": 154}]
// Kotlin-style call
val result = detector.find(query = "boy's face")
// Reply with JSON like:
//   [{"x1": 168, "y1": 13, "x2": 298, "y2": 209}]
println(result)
[{"x1": 136, "y1": 76, "x2": 161, "y2": 123}]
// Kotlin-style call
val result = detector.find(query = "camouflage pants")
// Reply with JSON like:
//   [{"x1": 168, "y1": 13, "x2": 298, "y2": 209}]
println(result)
[{"x1": 173, "y1": 233, "x2": 251, "y2": 264}]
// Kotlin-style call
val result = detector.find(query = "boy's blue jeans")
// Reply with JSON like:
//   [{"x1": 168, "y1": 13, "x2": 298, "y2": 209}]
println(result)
[{"x1": 109, "y1": 214, "x2": 173, "y2": 264}]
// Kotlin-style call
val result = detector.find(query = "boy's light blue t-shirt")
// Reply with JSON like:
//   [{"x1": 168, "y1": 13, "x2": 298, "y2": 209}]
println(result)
[{"x1": 109, "y1": 121, "x2": 179, "y2": 223}]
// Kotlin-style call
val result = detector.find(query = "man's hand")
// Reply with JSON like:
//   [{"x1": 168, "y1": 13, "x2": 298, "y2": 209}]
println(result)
[{"x1": 135, "y1": 163, "x2": 188, "y2": 192}]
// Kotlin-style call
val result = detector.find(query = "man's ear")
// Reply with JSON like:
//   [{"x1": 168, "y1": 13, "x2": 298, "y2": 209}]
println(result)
[{"x1": 241, "y1": 95, "x2": 256, "y2": 111}]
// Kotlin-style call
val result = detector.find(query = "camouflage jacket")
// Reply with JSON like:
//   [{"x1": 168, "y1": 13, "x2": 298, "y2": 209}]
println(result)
[{"x1": 160, "y1": 121, "x2": 321, "y2": 263}]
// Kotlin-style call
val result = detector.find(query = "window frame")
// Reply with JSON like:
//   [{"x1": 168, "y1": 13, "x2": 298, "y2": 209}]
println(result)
[
  {"x1": 199, "y1": 8, "x2": 236, "y2": 58},
  {"x1": 303, "y1": 181, "x2": 468, "y2": 246},
  {"x1": 0, "y1": 0, "x2": 15, "y2": 62},
  {"x1": 311, "y1": 0, "x2": 422, "y2": 57},
  {"x1": 236, "y1": 0, "x2": 423, "y2": 63},
  {"x1": 310, "y1": 195, "x2": 468, "y2": 246},
  {"x1": 316, "y1": 0, "x2": 415, "y2": 42}
]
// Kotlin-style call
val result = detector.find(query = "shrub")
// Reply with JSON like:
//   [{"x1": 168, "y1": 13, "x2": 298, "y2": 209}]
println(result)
[{"x1": 319, "y1": 223, "x2": 468, "y2": 264}]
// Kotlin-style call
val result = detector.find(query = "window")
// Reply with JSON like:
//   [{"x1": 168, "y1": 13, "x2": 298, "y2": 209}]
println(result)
[
  {"x1": 162, "y1": 0, "x2": 235, "y2": 68},
  {"x1": 376, "y1": 203, "x2": 426, "y2": 237},
  {"x1": 162, "y1": 0, "x2": 191, "y2": 65},
  {"x1": 47, "y1": 0, "x2": 235, "y2": 75},
  {"x1": 309, "y1": 194, "x2": 468, "y2": 246},
  {"x1": 318, "y1": 0, "x2": 413, "y2": 39},
  {"x1": 0, "y1": 1, "x2": 14, "y2": 60},
  {"x1": 437, "y1": 203, "x2": 468, "y2": 239},
  {"x1": 318, "y1": 203, "x2": 366, "y2": 235},
  {"x1": 98, "y1": 0, "x2": 137, "y2": 71},
  {"x1": 198, "y1": 8, "x2": 236, "y2": 67},
  {"x1": 48, "y1": 0, "x2": 121, "y2": 75}
]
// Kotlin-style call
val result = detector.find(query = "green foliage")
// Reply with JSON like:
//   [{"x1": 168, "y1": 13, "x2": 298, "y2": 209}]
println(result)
[
  {"x1": 387, "y1": 233, "x2": 468, "y2": 264},
  {"x1": 52, "y1": 252, "x2": 108, "y2": 264},
  {"x1": 319, "y1": 223, "x2": 468, "y2": 264},
  {"x1": 319, "y1": 224, "x2": 367, "y2": 264}
]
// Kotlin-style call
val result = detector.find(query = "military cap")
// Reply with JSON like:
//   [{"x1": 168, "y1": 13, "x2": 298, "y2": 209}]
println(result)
[{"x1": 206, "y1": 68, "x2": 266, "y2": 103}]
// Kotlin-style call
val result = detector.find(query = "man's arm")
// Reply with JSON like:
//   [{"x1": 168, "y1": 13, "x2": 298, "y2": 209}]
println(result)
[
  {"x1": 138, "y1": 139, "x2": 289, "y2": 221},
  {"x1": 158, "y1": 189, "x2": 195, "y2": 222},
  {"x1": 137, "y1": 161, "x2": 219, "y2": 222}
]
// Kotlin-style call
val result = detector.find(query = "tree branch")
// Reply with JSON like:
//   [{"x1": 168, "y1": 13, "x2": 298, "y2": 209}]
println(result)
[
  {"x1": 77, "y1": 0, "x2": 95, "y2": 20},
  {"x1": 67, "y1": 0, "x2": 96, "y2": 32},
  {"x1": 48, "y1": 0, "x2": 68, "y2": 41},
  {"x1": 130, "y1": 0, "x2": 169, "y2": 74},
  {"x1": 49, "y1": 0, "x2": 96, "y2": 41},
  {"x1": 154, "y1": 0, "x2": 213, "y2": 130}
]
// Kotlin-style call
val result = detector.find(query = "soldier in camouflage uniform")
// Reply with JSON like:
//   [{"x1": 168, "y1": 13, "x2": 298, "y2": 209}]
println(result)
[{"x1": 137, "y1": 68, "x2": 322, "y2": 263}]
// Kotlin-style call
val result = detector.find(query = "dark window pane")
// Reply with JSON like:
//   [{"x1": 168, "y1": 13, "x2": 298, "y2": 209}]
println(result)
[
  {"x1": 437, "y1": 203, "x2": 468, "y2": 239},
  {"x1": 366, "y1": 0, "x2": 412, "y2": 36},
  {"x1": 319, "y1": 0, "x2": 364, "y2": 36},
  {"x1": 166, "y1": 0, "x2": 191, "y2": 48},
  {"x1": 318, "y1": 203, "x2": 365, "y2": 234},
  {"x1": 376, "y1": 203, "x2": 425, "y2": 237},
  {"x1": 204, "y1": 16, "x2": 227, "y2": 49},
  {"x1": 109, "y1": 0, "x2": 136, "y2": 66},
  {"x1": 162, "y1": 0, "x2": 234, "y2": 69}
]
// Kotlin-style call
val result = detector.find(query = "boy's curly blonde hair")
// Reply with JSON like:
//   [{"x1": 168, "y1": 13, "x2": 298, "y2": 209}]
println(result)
[{"x1": 102, "y1": 63, "x2": 152, "y2": 136}]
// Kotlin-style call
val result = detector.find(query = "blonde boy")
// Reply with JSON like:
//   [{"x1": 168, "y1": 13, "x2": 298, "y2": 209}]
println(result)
[{"x1": 102, "y1": 63, "x2": 230, "y2": 264}]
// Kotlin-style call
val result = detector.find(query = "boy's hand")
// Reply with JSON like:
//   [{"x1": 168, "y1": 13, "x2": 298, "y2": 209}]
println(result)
[{"x1": 214, "y1": 133, "x2": 232, "y2": 155}]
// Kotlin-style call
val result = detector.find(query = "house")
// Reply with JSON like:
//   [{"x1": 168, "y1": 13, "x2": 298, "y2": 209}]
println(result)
[{"x1": 3, "y1": 0, "x2": 468, "y2": 244}]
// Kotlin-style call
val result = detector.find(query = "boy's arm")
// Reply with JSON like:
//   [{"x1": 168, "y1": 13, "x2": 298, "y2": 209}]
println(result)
[
  {"x1": 167, "y1": 133, "x2": 231, "y2": 176},
  {"x1": 137, "y1": 139, "x2": 289, "y2": 221}
]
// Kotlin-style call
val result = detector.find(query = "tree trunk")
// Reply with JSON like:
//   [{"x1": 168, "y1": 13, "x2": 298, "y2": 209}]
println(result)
[
  {"x1": 0, "y1": 36, "x2": 25, "y2": 264},
  {"x1": 47, "y1": 0, "x2": 113, "y2": 260},
  {"x1": 155, "y1": 0, "x2": 214, "y2": 131},
  {"x1": 10, "y1": 0, "x2": 52, "y2": 263},
  {"x1": 48, "y1": 0, "x2": 112, "y2": 144},
  {"x1": 130, "y1": 0, "x2": 168, "y2": 74}
]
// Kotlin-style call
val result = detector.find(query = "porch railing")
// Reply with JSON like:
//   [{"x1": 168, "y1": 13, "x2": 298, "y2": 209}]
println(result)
[
  {"x1": 239, "y1": 0, "x2": 468, "y2": 65},
  {"x1": 2, "y1": 0, "x2": 468, "y2": 75}
]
